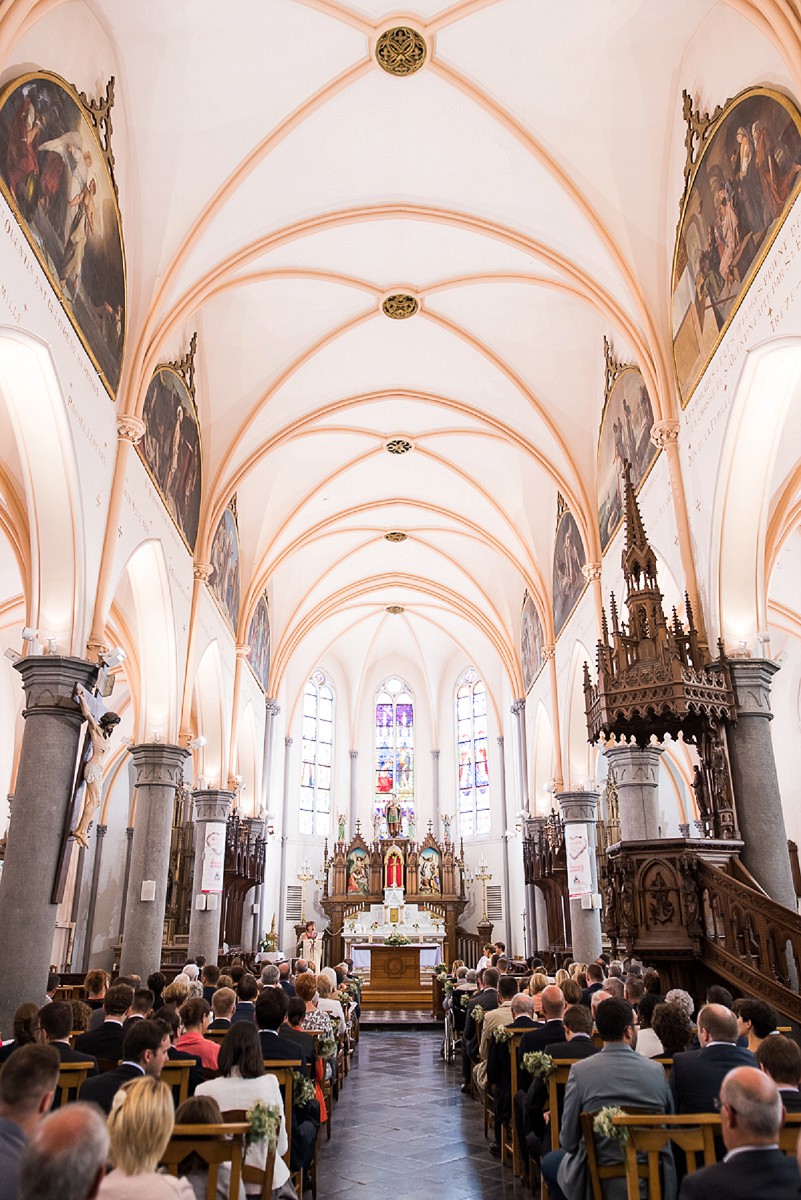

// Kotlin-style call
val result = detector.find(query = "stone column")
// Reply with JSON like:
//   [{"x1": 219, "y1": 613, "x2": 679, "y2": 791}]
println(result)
[
  {"x1": 117, "y1": 827, "x2": 134, "y2": 941},
  {"x1": 247, "y1": 817, "x2": 267, "y2": 954},
  {"x1": 603, "y1": 744, "x2": 664, "y2": 841},
  {"x1": 68, "y1": 837, "x2": 88, "y2": 969},
  {"x1": 277, "y1": 737, "x2": 293, "y2": 948},
  {"x1": 558, "y1": 790, "x2": 602, "y2": 964},
  {"x1": 119, "y1": 743, "x2": 189, "y2": 979},
  {"x1": 188, "y1": 789, "x2": 233, "y2": 964},
  {"x1": 496, "y1": 735, "x2": 513, "y2": 952},
  {"x1": 261, "y1": 699, "x2": 280, "y2": 815},
  {"x1": 0, "y1": 655, "x2": 97, "y2": 1033},
  {"x1": 349, "y1": 750, "x2": 358, "y2": 834},
  {"x1": 431, "y1": 749, "x2": 441, "y2": 827},
  {"x1": 82, "y1": 823, "x2": 107, "y2": 972},
  {"x1": 511, "y1": 698, "x2": 529, "y2": 814},
  {"x1": 726, "y1": 659, "x2": 795, "y2": 909}
]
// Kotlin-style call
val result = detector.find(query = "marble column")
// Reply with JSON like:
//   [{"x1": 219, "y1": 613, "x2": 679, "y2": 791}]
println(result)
[
  {"x1": 0, "y1": 655, "x2": 97, "y2": 1034},
  {"x1": 117, "y1": 827, "x2": 134, "y2": 941},
  {"x1": 349, "y1": 750, "x2": 358, "y2": 834},
  {"x1": 726, "y1": 659, "x2": 795, "y2": 909},
  {"x1": 496, "y1": 735, "x2": 513, "y2": 952},
  {"x1": 511, "y1": 698, "x2": 529, "y2": 815},
  {"x1": 431, "y1": 749, "x2": 441, "y2": 828},
  {"x1": 188, "y1": 789, "x2": 234, "y2": 964},
  {"x1": 82, "y1": 823, "x2": 107, "y2": 972},
  {"x1": 247, "y1": 817, "x2": 267, "y2": 953},
  {"x1": 261, "y1": 699, "x2": 280, "y2": 816},
  {"x1": 277, "y1": 737, "x2": 293, "y2": 949},
  {"x1": 558, "y1": 790, "x2": 602, "y2": 964},
  {"x1": 119, "y1": 743, "x2": 189, "y2": 979},
  {"x1": 603, "y1": 744, "x2": 664, "y2": 841}
]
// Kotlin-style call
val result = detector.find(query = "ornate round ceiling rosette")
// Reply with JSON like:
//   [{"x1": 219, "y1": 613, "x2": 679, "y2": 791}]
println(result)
[
  {"x1": 382, "y1": 293, "x2": 419, "y2": 320},
  {"x1": 375, "y1": 26, "x2": 427, "y2": 77},
  {"x1": 386, "y1": 605, "x2": 405, "y2": 614},
  {"x1": 385, "y1": 438, "x2": 413, "y2": 455},
  {"x1": 385, "y1": 531, "x2": 408, "y2": 543}
]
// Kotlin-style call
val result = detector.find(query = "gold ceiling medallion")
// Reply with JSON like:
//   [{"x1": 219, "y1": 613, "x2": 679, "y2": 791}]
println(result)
[
  {"x1": 385, "y1": 531, "x2": 408, "y2": 542},
  {"x1": 386, "y1": 605, "x2": 405, "y2": 614},
  {"x1": 375, "y1": 27, "x2": 427, "y2": 76},
  {"x1": 385, "y1": 438, "x2": 413, "y2": 455},
  {"x1": 382, "y1": 293, "x2": 419, "y2": 319}
]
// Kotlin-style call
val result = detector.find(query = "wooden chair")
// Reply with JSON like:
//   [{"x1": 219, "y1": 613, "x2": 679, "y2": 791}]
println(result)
[
  {"x1": 505, "y1": 1026, "x2": 533, "y2": 1177},
  {"x1": 611, "y1": 1113, "x2": 719, "y2": 1200},
  {"x1": 96, "y1": 1056, "x2": 119, "y2": 1074},
  {"x1": 56, "y1": 1062, "x2": 92, "y2": 1106},
  {"x1": 581, "y1": 1108, "x2": 656, "y2": 1200},
  {"x1": 205, "y1": 1029, "x2": 228, "y2": 1045},
  {"x1": 260, "y1": 1061, "x2": 301, "y2": 1169},
  {"x1": 654, "y1": 1057, "x2": 673, "y2": 1079},
  {"x1": 778, "y1": 1111, "x2": 801, "y2": 1154},
  {"x1": 161, "y1": 1060, "x2": 192, "y2": 1106},
  {"x1": 161, "y1": 1121, "x2": 248, "y2": 1200},
  {"x1": 538, "y1": 1061, "x2": 577, "y2": 1199}
]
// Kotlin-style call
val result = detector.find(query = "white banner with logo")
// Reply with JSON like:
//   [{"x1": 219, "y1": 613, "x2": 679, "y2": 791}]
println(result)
[
  {"x1": 566, "y1": 823, "x2": 593, "y2": 898},
  {"x1": 200, "y1": 822, "x2": 226, "y2": 893}
]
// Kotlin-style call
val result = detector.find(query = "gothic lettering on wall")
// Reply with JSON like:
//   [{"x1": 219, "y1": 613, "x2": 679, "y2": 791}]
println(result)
[
  {"x1": 247, "y1": 593, "x2": 270, "y2": 692},
  {"x1": 553, "y1": 496, "x2": 587, "y2": 638},
  {"x1": 597, "y1": 352, "x2": 657, "y2": 553},
  {"x1": 0, "y1": 71, "x2": 125, "y2": 397},
  {"x1": 209, "y1": 498, "x2": 241, "y2": 635},
  {"x1": 139, "y1": 366, "x2": 202, "y2": 552},
  {"x1": 521, "y1": 590, "x2": 544, "y2": 693},
  {"x1": 673, "y1": 86, "x2": 801, "y2": 408}
]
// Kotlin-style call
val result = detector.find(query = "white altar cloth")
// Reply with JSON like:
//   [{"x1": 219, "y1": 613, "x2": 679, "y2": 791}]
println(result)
[{"x1": 349, "y1": 942, "x2": 442, "y2": 970}]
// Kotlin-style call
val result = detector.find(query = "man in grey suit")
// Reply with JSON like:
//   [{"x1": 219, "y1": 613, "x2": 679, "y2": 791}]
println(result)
[{"x1": 541, "y1": 998, "x2": 674, "y2": 1200}]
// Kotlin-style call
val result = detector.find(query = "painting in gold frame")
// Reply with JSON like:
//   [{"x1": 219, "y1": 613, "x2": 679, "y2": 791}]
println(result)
[
  {"x1": 209, "y1": 499, "x2": 241, "y2": 635},
  {"x1": 521, "y1": 590, "x2": 544, "y2": 694},
  {"x1": 247, "y1": 592, "x2": 271, "y2": 693},
  {"x1": 597, "y1": 362, "x2": 657, "y2": 554},
  {"x1": 0, "y1": 70, "x2": 126, "y2": 398},
  {"x1": 672, "y1": 86, "x2": 801, "y2": 408},
  {"x1": 553, "y1": 497, "x2": 587, "y2": 638},
  {"x1": 139, "y1": 365, "x2": 202, "y2": 553}
]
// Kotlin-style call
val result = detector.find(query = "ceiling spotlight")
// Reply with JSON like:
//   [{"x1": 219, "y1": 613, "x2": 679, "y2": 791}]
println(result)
[
  {"x1": 385, "y1": 531, "x2": 407, "y2": 543},
  {"x1": 385, "y1": 438, "x2": 413, "y2": 455},
  {"x1": 100, "y1": 647, "x2": 126, "y2": 669},
  {"x1": 386, "y1": 606, "x2": 405, "y2": 614},
  {"x1": 21, "y1": 627, "x2": 38, "y2": 642},
  {"x1": 188, "y1": 736, "x2": 206, "y2": 750}
]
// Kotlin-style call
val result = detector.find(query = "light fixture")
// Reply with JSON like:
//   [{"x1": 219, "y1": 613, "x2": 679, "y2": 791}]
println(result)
[
  {"x1": 100, "y1": 647, "x2": 126, "y2": 669},
  {"x1": 188, "y1": 736, "x2": 206, "y2": 750},
  {"x1": 152, "y1": 731, "x2": 162, "y2": 743},
  {"x1": 45, "y1": 638, "x2": 58, "y2": 655},
  {"x1": 21, "y1": 627, "x2": 38, "y2": 642}
]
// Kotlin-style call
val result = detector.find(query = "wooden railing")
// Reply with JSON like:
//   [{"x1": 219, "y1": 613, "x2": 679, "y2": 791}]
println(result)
[
  {"x1": 696, "y1": 858, "x2": 801, "y2": 1023},
  {"x1": 455, "y1": 927, "x2": 483, "y2": 967}
]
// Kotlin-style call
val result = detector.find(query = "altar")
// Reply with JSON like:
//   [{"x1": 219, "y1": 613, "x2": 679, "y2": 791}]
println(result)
[{"x1": 350, "y1": 942, "x2": 442, "y2": 971}]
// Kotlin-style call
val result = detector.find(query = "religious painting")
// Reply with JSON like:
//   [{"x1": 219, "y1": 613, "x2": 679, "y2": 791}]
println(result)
[
  {"x1": 597, "y1": 361, "x2": 657, "y2": 553},
  {"x1": 672, "y1": 86, "x2": 801, "y2": 407},
  {"x1": 0, "y1": 72, "x2": 125, "y2": 397},
  {"x1": 521, "y1": 591, "x2": 544, "y2": 693},
  {"x1": 385, "y1": 848, "x2": 403, "y2": 890},
  {"x1": 209, "y1": 499, "x2": 241, "y2": 635},
  {"x1": 419, "y1": 847, "x2": 442, "y2": 895},
  {"x1": 139, "y1": 366, "x2": 202, "y2": 552},
  {"x1": 247, "y1": 592, "x2": 270, "y2": 692},
  {"x1": 346, "y1": 848, "x2": 369, "y2": 895},
  {"x1": 553, "y1": 499, "x2": 587, "y2": 637}
]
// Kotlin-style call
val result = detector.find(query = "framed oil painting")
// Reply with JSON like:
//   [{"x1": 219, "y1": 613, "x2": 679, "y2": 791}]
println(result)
[
  {"x1": 521, "y1": 590, "x2": 544, "y2": 693},
  {"x1": 347, "y1": 848, "x2": 369, "y2": 895},
  {"x1": 672, "y1": 86, "x2": 801, "y2": 407},
  {"x1": 597, "y1": 362, "x2": 656, "y2": 553},
  {"x1": 139, "y1": 365, "x2": 202, "y2": 552},
  {"x1": 0, "y1": 71, "x2": 125, "y2": 397},
  {"x1": 209, "y1": 500, "x2": 240, "y2": 635},
  {"x1": 419, "y1": 847, "x2": 442, "y2": 895},
  {"x1": 553, "y1": 499, "x2": 587, "y2": 638},
  {"x1": 247, "y1": 592, "x2": 270, "y2": 693}
]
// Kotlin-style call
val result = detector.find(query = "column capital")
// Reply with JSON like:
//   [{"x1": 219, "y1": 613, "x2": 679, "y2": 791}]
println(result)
[
  {"x1": 127, "y1": 742, "x2": 189, "y2": 787},
  {"x1": 95, "y1": 824, "x2": 108, "y2": 839},
  {"x1": 728, "y1": 657, "x2": 780, "y2": 719},
  {"x1": 542, "y1": 644, "x2": 556, "y2": 661},
  {"x1": 193, "y1": 561, "x2": 214, "y2": 582},
  {"x1": 510, "y1": 697, "x2": 526, "y2": 716},
  {"x1": 192, "y1": 788, "x2": 234, "y2": 824},
  {"x1": 235, "y1": 643, "x2": 251, "y2": 659},
  {"x1": 125, "y1": 826, "x2": 134, "y2": 841},
  {"x1": 557, "y1": 789, "x2": 600, "y2": 824},
  {"x1": 650, "y1": 418, "x2": 681, "y2": 449},
  {"x1": 349, "y1": 749, "x2": 358, "y2": 760},
  {"x1": 497, "y1": 735, "x2": 504, "y2": 748},
  {"x1": 604, "y1": 742, "x2": 664, "y2": 781},
  {"x1": 581, "y1": 562, "x2": 602, "y2": 583},
  {"x1": 431, "y1": 749, "x2": 440, "y2": 760},
  {"x1": 116, "y1": 414, "x2": 145, "y2": 444},
  {"x1": 14, "y1": 656, "x2": 98, "y2": 719},
  {"x1": 285, "y1": 736, "x2": 293, "y2": 748},
  {"x1": 265, "y1": 699, "x2": 281, "y2": 718}
]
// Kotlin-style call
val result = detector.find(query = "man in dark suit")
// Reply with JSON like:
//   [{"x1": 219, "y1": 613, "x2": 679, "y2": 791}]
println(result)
[
  {"x1": 231, "y1": 974, "x2": 258, "y2": 1023},
  {"x1": 756, "y1": 1034, "x2": 801, "y2": 1112},
  {"x1": 78, "y1": 1020, "x2": 169, "y2": 1115},
  {"x1": 208, "y1": 987, "x2": 236, "y2": 1030},
  {"x1": 671, "y1": 1004, "x2": 757, "y2": 1113},
  {"x1": 579, "y1": 962, "x2": 605, "y2": 1007},
  {"x1": 517, "y1": 985, "x2": 567, "y2": 1093},
  {"x1": 74, "y1": 982, "x2": 134, "y2": 1065},
  {"x1": 461, "y1": 967, "x2": 499, "y2": 1092},
  {"x1": 487, "y1": 993, "x2": 538, "y2": 1157},
  {"x1": 122, "y1": 988, "x2": 154, "y2": 1033},
  {"x1": 256, "y1": 989, "x2": 312, "y2": 1075},
  {"x1": 37, "y1": 1003, "x2": 97, "y2": 1108},
  {"x1": 278, "y1": 961, "x2": 296, "y2": 997},
  {"x1": 201, "y1": 964, "x2": 220, "y2": 1004},
  {"x1": 678, "y1": 1066, "x2": 801, "y2": 1198}
]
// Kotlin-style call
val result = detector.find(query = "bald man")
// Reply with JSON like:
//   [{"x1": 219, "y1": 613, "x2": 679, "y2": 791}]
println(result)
[
  {"x1": 19, "y1": 1102, "x2": 108, "y2": 1200},
  {"x1": 517, "y1": 985, "x2": 567, "y2": 1092},
  {"x1": 671, "y1": 1004, "x2": 757, "y2": 1114},
  {"x1": 678, "y1": 1067, "x2": 800, "y2": 1198}
]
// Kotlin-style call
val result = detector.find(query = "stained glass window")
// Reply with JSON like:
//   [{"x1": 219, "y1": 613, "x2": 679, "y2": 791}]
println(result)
[
  {"x1": 456, "y1": 669, "x2": 490, "y2": 836},
  {"x1": 374, "y1": 676, "x2": 414, "y2": 820},
  {"x1": 299, "y1": 669, "x2": 333, "y2": 837}
]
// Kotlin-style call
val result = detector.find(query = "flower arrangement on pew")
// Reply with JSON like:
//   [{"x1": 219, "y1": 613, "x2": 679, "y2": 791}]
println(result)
[
  {"x1": 493, "y1": 1025, "x2": 513, "y2": 1043},
  {"x1": 522, "y1": 1050, "x2": 554, "y2": 1078},
  {"x1": 460, "y1": 993, "x2": 471, "y2": 1009},
  {"x1": 292, "y1": 1071, "x2": 316, "y2": 1107},
  {"x1": 318, "y1": 1037, "x2": 337, "y2": 1060},
  {"x1": 471, "y1": 1005, "x2": 485, "y2": 1025},
  {"x1": 245, "y1": 1100, "x2": 283, "y2": 1149},
  {"x1": 593, "y1": 1106, "x2": 629, "y2": 1143}
]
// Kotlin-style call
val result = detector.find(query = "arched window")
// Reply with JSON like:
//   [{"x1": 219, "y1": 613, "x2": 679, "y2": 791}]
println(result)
[
  {"x1": 299, "y1": 670, "x2": 333, "y2": 836},
  {"x1": 456, "y1": 669, "x2": 490, "y2": 835},
  {"x1": 375, "y1": 677, "x2": 414, "y2": 818}
]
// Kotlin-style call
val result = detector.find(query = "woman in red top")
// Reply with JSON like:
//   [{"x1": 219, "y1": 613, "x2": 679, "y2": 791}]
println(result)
[{"x1": 174, "y1": 998, "x2": 219, "y2": 1070}]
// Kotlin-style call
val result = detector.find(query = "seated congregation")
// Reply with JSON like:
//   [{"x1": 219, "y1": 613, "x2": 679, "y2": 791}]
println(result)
[
  {"x1": 448, "y1": 948, "x2": 801, "y2": 1198},
  {"x1": 0, "y1": 954, "x2": 360, "y2": 1200}
]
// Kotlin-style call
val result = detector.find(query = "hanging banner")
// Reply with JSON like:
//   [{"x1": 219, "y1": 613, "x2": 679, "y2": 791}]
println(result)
[
  {"x1": 567, "y1": 824, "x2": 593, "y2": 898},
  {"x1": 200, "y1": 823, "x2": 226, "y2": 893}
]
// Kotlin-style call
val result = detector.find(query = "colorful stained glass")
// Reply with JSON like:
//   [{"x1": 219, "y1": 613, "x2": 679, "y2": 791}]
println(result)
[
  {"x1": 456, "y1": 671, "x2": 491, "y2": 837},
  {"x1": 374, "y1": 679, "x2": 415, "y2": 809},
  {"x1": 299, "y1": 671, "x2": 333, "y2": 837}
]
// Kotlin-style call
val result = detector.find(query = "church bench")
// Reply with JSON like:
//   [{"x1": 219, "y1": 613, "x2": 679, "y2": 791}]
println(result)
[
  {"x1": 610, "y1": 1113, "x2": 719, "y2": 1200},
  {"x1": 160, "y1": 1121, "x2": 249, "y2": 1200},
  {"x1": 56, "y1": 1062, "x2": 92, "y2": 1106}
]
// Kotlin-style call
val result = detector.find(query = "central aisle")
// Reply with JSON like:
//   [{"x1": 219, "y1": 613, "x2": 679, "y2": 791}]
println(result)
[{"x1": 316, "y1": 1030, "x2": 533, "y2": 1199}]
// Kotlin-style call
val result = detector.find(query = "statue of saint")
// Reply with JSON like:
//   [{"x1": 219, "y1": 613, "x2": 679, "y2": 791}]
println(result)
[
  {"x1": 71, "y1": 683, "x2": 120, "y2": 848},
  {"x1": 337, "y1": 812, "x2": 347, "y2": 842},
  {"x1": 442, "y1": 812, "x2": 452, "y2": 842},
  {"x1": 385, "y1": 793, "x2": 401, "y2": 837}
]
